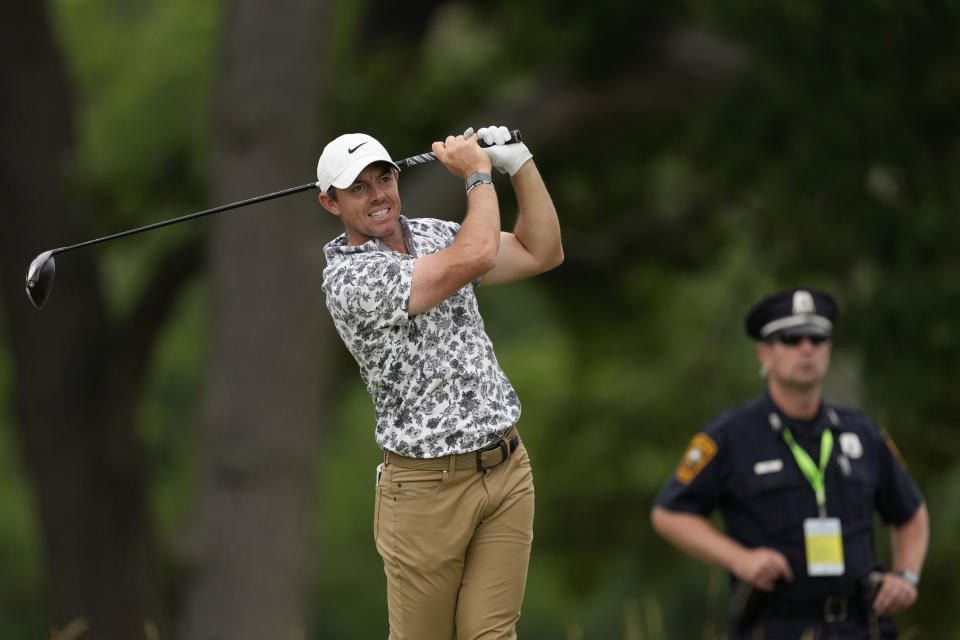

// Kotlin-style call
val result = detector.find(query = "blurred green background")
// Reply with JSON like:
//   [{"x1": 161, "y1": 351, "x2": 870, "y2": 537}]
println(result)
[{"x1": 1, "y1": 0, "x2": 959, "y2": 638}]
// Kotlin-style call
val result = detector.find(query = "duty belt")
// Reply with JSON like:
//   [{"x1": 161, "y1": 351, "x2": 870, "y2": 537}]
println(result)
[
  {"x1": 384, "y1": 425, "x2": 520, "y2": 472},
  {"x1": 767, "y1": 594, "x2": 868, "y2": 622}
]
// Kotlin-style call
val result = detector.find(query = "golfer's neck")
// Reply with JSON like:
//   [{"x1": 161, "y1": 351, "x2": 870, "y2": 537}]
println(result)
[{"x1": 347, "y1": 228, "x2": 408, "y2": 254}]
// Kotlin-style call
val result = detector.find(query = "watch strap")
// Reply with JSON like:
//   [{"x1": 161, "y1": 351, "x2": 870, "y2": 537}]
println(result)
[
  {"x1": 465, "y1": 171, "x2": 493, "y2": 194},
  {"x1": 897, "y1": 569, "x2": 920, "y2": 588}
]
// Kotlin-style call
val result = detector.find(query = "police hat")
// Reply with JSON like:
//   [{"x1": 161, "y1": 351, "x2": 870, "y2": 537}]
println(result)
[{"x1": 744, "y1": 287, "x2": 838, "y2": 341}]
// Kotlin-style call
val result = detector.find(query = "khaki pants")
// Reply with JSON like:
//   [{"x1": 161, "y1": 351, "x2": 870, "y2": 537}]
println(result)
[{"x1": 374, "y1": 435, "x2": 535, "y2": 639}]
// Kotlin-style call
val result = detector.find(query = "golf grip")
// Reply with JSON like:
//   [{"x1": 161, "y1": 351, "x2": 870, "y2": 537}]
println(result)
[{"x1": 396, "y1": 129, "x2": 522, "y2": 169}]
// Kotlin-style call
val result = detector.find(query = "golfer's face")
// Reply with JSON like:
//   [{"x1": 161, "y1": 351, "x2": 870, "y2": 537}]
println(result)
[{"x1": 337, "y1": 163, "x2": 402, "y2": 246}]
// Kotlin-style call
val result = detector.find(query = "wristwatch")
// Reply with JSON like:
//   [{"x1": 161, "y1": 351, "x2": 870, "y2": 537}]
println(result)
[
  {"x1": 897, "y1": 569, "x2": 920, "y2": 589},
  {"x1": 465, "y1": 171, "x2": 493, "y2": 194}
]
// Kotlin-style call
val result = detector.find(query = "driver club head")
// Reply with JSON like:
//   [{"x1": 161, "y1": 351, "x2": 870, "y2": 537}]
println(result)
[{"x1": 26, "y1": 251, "x2": 56, "y2": 310}]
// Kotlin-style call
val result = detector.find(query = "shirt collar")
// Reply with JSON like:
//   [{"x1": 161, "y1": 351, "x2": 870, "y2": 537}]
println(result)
[
  {"x1": 324, "y1": 215, "x2": 416, "y2": 262},
  {"x1": 763, "y1": 391, "x2": 825, "y2": 435}
]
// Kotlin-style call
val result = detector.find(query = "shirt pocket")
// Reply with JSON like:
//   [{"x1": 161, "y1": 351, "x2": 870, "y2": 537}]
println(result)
[
  {"x1": 836, "y1": 460, "x2": 875, "y2": 524},
  {"x1": 745, "y1": 468, "x2": 808, "y2": 536}
]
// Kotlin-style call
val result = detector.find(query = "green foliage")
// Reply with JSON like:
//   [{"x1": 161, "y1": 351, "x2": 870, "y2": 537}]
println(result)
[
  {"x1": 0, "y1": 345, "x2": 44, "y2": 639},
  {"x1": 311, "y1": 382, "x2": 388, "y2": 639},
  {"x1": 51, "y1": 0, "x2": 218, "y2": 227},
  {"x1": 136, "y1": 277, "x2": 208, "y2": 539},
  {"x1": 43, "y1": 0, "x2": 218, "y2": 573},
  {"x1": 5, "y1": 0, "x2": 960, "y2": 637}
]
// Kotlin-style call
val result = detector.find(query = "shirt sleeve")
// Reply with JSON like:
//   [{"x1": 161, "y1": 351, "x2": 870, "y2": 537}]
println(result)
[
  {"x1": 409, "y1": 218, "x2": 487, "y2": 290},
  {"x1": 431, "y1": 218, "x2": 460, "y2": 246},
  {"x1": 655, "y1": 427, "x2": 726, "y2": 516},
  {"x1": 871, "y1": 424, "x2": 924, "y2": 525},
  {"x1": 326, "y1": 253, "x2": 414, "y2": 331}
]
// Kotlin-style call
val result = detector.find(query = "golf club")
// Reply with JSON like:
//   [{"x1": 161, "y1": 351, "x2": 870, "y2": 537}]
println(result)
[{"x1": 25, "y1": 129, "x2": 522, "y2": 309}]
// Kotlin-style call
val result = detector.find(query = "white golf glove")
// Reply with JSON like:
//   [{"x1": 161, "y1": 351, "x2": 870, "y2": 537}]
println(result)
[{"x1": 473, "y1": 125, "x2": 533, "y2": 176}]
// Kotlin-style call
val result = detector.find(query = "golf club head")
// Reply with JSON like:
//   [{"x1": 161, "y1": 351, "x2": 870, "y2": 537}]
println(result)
[{"x1": 26, "y1": 251, "x2": 56, "y2": 310}]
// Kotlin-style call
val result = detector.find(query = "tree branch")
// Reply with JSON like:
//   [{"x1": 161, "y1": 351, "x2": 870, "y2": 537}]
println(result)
[{"x1": 117, "y1": 235, "x2": 207, "y2": 384}]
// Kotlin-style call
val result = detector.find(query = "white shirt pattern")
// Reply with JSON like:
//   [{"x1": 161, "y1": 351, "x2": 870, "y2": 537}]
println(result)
[{"x1": 322, "y1": 216, "x2": 521, "y2": 458}]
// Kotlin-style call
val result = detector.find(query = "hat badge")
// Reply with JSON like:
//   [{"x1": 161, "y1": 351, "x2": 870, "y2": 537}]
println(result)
[{"x1": 792, "y1": 290, "x2": 816, "y2": 315}]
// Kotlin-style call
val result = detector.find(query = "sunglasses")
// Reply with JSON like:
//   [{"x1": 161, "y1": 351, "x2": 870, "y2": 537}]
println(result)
[{"x1": 771, "y1": 334, "x2": 830, "y2": 346}]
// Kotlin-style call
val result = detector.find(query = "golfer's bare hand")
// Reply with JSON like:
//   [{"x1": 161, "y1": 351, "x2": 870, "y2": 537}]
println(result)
[
  {"x1": 732, "y1": 547, "x2": 793, "y2": 591},
  {"x1": 872, "y1": 572, "x2": 917, "y2": 617},
  {"x1": 432, "y1": 132, "x2": 492, "y2": 179}
]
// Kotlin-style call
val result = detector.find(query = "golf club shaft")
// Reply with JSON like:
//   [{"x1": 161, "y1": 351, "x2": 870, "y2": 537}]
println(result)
[
  {"x1": 50, "y1": 182, "x2": 318, "y2": 257},
  {"x1": 46, "y1": 128, "x2": 522, "y2": 257}
]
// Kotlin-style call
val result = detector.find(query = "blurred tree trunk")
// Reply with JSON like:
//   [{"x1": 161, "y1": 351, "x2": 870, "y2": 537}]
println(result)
[
  {"x1": 174, "y1": 0, "x2": 336, "y2": 638},
  {"x1": 0, "y1": 3, "x2": 202, "y2": 639}
]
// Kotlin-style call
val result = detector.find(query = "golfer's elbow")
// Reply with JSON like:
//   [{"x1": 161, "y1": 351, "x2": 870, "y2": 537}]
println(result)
[
  {"x1": 544, "y1": 243, "x2": 564, "y2": 272},
  {"x1": 464, "y1": 235, "x2": 499, "y2": 276},
  {"x1": 520, "y1": 236, "x2": 563, "y2": 276},
  {"x1": 531, "y1": 247, "x2": 563, "y2": 278}
]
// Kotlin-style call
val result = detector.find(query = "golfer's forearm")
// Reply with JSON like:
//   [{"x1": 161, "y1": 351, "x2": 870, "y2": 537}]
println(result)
[
  {"x1": 651, "y1": 507, "x2": 747, "y2": 573},
  {"x1": 454, "y1": 184, "x2": 501, "y2": 271},
  {"x1": 509, "y1": 161, "x2": 563, "y2": 269},
  {"x1": 891, "y1": 502, "x2": 929, "y2": 574}
]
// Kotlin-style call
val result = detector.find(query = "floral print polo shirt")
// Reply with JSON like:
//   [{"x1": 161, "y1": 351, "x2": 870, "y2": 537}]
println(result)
[{"x1": 322, "y1": 216, "x2": 521, "y2": 458}]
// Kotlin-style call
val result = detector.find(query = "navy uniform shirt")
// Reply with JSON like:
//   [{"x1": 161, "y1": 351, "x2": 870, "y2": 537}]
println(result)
[{"x1": 655, "y1": 393, "x2": 923, "y2": 601}]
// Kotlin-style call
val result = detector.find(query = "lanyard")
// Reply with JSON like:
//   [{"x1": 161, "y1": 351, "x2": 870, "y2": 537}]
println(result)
[{"x1": 781, "y1": 427, "x2": 833, "y2": 518}]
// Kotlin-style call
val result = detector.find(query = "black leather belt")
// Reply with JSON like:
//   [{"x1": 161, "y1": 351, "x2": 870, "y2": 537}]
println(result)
[{"x1": 384, "y1": 426, "x2": 520, "y2": 471}]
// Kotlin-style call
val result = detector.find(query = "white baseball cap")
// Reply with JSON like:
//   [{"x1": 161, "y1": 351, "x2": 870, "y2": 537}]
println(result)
[{"x1": 316, "y1": 133, "x2": 399, "y2": 192}]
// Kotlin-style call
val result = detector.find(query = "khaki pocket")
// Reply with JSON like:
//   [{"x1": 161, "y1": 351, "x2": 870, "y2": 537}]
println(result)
[{"x1": 388, "y1": 467, "x2": 445, "y2": 501}]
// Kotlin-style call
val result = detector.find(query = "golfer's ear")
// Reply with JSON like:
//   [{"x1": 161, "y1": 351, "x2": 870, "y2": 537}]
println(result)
[{"x1": 318, "y1": 192, "x2": 340, "y2": 216}]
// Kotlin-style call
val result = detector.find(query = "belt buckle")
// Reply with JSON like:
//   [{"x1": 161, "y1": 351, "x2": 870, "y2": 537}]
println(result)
[
  {"x1": 824, "y1": 596, "x2": 847, "y2": 622},
  {"x1": 476, "y1": 439, "x2": 509, "y2": 472}
]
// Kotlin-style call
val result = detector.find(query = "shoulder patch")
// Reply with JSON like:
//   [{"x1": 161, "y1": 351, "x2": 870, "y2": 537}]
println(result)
[
  {"x1": 882, "y1": 426, "x2": 909, "y2": 469},
  {"x1": 676, "y1": 433, "x2": 718, "y2": 485}
]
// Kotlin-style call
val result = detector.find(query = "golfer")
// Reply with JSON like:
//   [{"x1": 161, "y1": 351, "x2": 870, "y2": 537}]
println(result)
[{"x1": 317, "y1": 125, "x2": 562, "y2": 639}]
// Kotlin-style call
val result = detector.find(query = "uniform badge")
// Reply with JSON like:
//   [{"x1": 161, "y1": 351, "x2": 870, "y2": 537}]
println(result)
[
  {"x1": 676, "y1": 433, "x2": 717, "y2": 485},
  {"x1": 839, "y1": 432, "x2": 863, "y2": 459},
  {"x1": 793, "y1": 290, "x2": 816, "y2": 314}
]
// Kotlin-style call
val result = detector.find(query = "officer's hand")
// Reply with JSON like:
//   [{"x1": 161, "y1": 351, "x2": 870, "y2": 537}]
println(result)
[
  {"x1": 733, "y1": 547, "x2": 794, "y2": 592},
  {"x1": 433, "y1": 130, "x2": 492, "y2": 179},
  {"x1": 872, "y1": 572, "x2": 917, "y2": 617}
]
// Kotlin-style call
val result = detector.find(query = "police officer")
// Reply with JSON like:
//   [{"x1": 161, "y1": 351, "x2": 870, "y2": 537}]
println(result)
[{"x1": 651, "y1": 287, "x2": 929, "y2": 639}]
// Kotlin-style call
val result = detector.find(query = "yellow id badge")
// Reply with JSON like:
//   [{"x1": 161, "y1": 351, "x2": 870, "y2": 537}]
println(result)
[{"x1": 803, "y1": 517, "x2": 845, "y2": 576}]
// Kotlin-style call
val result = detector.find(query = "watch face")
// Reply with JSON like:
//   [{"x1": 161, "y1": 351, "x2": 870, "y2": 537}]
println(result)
[{"x1": 899, "y1": 570, "x2": 920, "y2": 587}]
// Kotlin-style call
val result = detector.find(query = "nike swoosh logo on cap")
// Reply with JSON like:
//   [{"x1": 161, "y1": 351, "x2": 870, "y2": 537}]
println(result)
[{"x1": 347, "y1": 142, "x2": 367, "y2": 154}]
